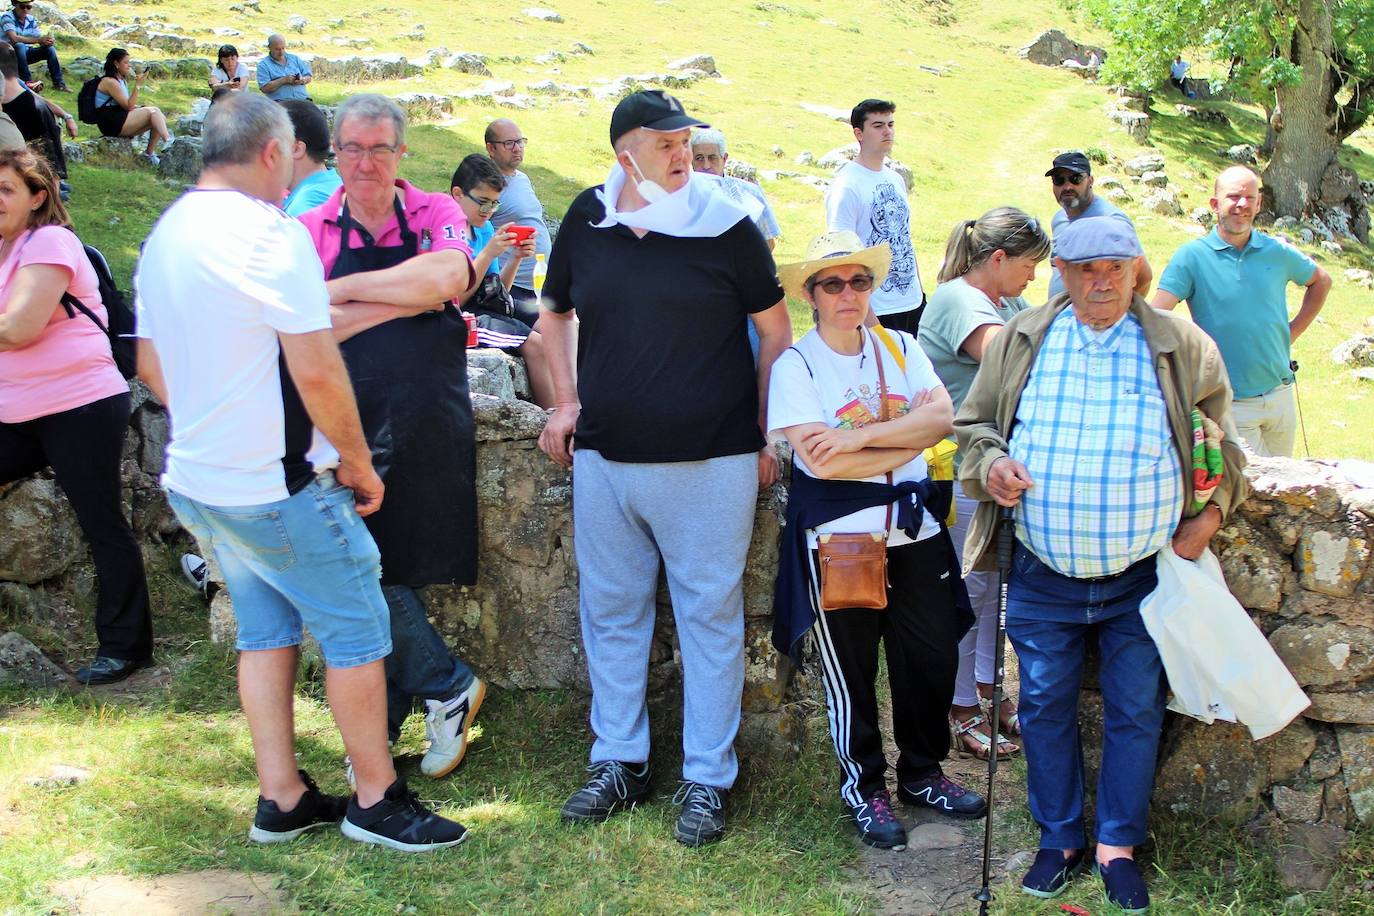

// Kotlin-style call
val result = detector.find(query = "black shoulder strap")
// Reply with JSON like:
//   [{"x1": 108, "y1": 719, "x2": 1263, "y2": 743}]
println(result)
[
  {"x1": 785, "y1": 344, "x2": 813, "y2": 378},
  {"x1": 61, "y1": 291, "x2": 109, "y2": 335}
]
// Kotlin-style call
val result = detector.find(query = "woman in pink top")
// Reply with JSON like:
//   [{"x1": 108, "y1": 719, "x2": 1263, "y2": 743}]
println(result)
[{"x1": 0, "y1": 147, "x2": 151, "y2": 684}]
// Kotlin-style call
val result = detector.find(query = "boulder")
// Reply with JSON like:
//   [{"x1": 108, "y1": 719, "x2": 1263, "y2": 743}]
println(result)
[
  {"x1": 1343, "y1": 269, "x2": 1372, "y2": 289},
  {"x1": 288, "y1": 15, "x2": 307, "y2": 33},
  {"x1": 63, "y1": 56, "x2": 102, "y2": 82},
  {"x1": 392, "y1": 93, "x2": 454, "y2": 121},
  {"x1": 1142, "y1": 187, "x2": 1182, "y2": 216},
  {"x1": 725, "y1": 159, "x2": 758, "y2": 184},
  {"x1": 1123, "y1": 153, "x2": 1166, "y2": 177},
  {"x1": 1191, "y1": 206, "x2": 1215, "y2": 227},
  {"x1": 794, "y1": 151, "x2": 814, "y2": 166},
  {"x1": 1175, "y1": 104, "x2": 1230, "y2": 127},
  {"x1": 569, "y1": 41, "x2": 594, "y2": 55},
  {"x1": 1306, "y1": 690, "x2": 1374, "y2": 725},
  {"x1": 524, "y1": 7, "x2": 564, "y2": 22},
  {"x1": 1102, "y1": 186, "x2": 1133, "y2": 203},
  {"x1": 1107, "y1": 109, "x2": 1151, "y2": 143},
  {"x1": 30, "y1": 2, "x2": 74, "y2": 34},
  {"x1": 816, "y1": 143, "x2": 858, "y2": 170},
  {"x1": 667, "y1": 54, "x2": 720, "y2": 77},
  {"x1": 799, "y1": 102, "x2": 850, "y2": 123},
  {"x1": 1111, "y1": 96, "x2": 1147, "y2": 113},
  {"x1": 0, "y1": 478, "x2": 84, "y2": 583},
  {"x1": 0, "y1": 631, "x2": 69, "y2": 688},
  {"x1": 1155, "y1": 717, "x2": 1315, "y2": 821},
  {"x1": 1320, "y1": 164, "x2": 1361, "y2": 206},
  {"x1": 1141, "y1": 170, "x2": 1169, "y2": 188},
  {"x1": 1223, "y1": 144, "x2": 1258, "y2": 164},
  {"x1": 1271, "y1": 823, "x2": 1349, "y2": 891},
  {"x1": 65, "y1": 11, "x2": 105, "y2": 38},
  {"x1": 443, "y1": 52, "x2": 491, "y2": 76},
  {"x1": 1017, "y1": 29, "x2": 1106, "y2": 69},
  {"x1": 156, "y1": 136, "x2": 203, "y2": 182},
  {"x1": 308, "y1": 55, "x2": 421, "y2": 83}
]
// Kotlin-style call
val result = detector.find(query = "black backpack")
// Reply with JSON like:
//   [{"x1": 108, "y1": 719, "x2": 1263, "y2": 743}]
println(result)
[
  {"x1": 76, "y1": 76, "x2": 103, "y2": 124},
  {"x1": 61, "y1": 241, "x2": 137, "y2": 379}
]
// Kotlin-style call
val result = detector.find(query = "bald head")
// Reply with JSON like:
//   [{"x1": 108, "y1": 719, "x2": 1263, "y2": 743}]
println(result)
[
  {"x1": 484, "y1": 118, "x2": 525, "y2": 173},
  {"x1": 1211, "y1": 166, "x2": 1262, "y2": 242}
]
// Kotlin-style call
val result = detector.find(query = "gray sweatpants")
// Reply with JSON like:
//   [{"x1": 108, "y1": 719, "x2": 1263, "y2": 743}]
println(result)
[{"x1": 573, "y1": 448, "x2": 757, "y2": 789}]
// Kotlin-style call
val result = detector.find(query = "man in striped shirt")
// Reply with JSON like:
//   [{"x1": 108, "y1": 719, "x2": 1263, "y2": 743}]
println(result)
[{"x1": 955, "y1": 216, "x2": 1248, "y2": 913}]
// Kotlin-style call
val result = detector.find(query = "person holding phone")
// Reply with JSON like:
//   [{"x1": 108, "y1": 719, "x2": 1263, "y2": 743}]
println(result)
[
  {"x1": 94, "y1": 48, "x2": 170, "y2": 167},
  {"x1": 209, "y1": 44, "x2": 249, "y2": 93},
  {"x1": 257, "y1": 34, "x2": 312, "y2": 101}
]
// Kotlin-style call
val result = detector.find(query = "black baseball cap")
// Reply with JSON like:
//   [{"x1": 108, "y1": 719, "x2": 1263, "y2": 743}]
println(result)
[
  {"x1": 609, "y1": 90, "x2": 708, "y2": 146},
  {"x1": 1045, "y1": 151, "x2": 1092, "y2": 176}
]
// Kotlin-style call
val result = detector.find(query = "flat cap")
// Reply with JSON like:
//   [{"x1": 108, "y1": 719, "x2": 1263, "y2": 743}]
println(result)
[{"x1": 1054, "y1": 215, "x2": 1143, "y2": 263}]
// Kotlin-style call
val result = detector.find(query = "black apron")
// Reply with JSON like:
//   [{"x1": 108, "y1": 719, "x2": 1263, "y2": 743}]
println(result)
[{"x1": 331, "y1": 194, "x2": 477, "y2": 586}]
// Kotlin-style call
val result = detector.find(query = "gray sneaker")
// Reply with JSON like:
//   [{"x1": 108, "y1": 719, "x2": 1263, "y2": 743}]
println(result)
[
  {"x1": 672, "y1": 781, "x2": 728, "y2": 847},
  {"x1": 560, "y1": 760, "x2": 652, "y2": 822}
]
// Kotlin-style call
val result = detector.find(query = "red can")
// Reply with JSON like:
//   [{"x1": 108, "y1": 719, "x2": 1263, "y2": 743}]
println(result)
[{"x1": 463, "y1": 311, "x2": 478, "y2": 347}]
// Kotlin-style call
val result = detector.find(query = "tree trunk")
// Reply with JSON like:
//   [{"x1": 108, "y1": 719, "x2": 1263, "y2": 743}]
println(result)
[{"x1": 1261, "y1": 0, "x2": 1339, "y2": 218}]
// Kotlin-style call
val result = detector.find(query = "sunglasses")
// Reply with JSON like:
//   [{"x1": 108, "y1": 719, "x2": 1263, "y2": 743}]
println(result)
[
  {"x1": 814, "y1": 275, "x2": 875, "y2": 295},
  {"x1": 1052, "y1": 172, "x2": 1088, "y2": 187}
]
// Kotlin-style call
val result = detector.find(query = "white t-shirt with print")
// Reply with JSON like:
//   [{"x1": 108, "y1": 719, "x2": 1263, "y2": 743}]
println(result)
[
  {"x1": 768, "y1": 328, "x2": 944, "y2": 546},
  {"x1": 135, "y1": 189, "x2": 338, "y2": 506},
  {"x1": 825, "y1": 161, "x2": 924, "y2": 316}
]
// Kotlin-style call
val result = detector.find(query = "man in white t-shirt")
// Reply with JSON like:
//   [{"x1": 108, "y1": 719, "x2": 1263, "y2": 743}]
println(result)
[
  {"x1": 134, "y1": 93, "x2": 466, "y2": 853},
  {"x1": 825, "y1": 99, "x2": 925, "y2": 334}
]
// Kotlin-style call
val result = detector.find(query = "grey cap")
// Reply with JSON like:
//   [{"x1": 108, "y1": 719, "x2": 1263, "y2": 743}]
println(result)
[{"x1": 1054, "y1": 215, "x2": 1142, "y2": 263}]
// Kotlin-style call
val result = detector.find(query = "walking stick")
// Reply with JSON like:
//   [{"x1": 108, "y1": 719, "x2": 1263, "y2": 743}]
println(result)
[{"x1": 974, "y1": 504, "x2": 1016, "y2": 915}]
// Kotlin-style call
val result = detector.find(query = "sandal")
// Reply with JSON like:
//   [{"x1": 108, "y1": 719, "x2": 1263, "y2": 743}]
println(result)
[
  {"x1": 985, "y1": 695, "x2": 1022, "y2": 737},
  {"x1": 952, "y1": 713, "x2": 1020, "y2": 760}
]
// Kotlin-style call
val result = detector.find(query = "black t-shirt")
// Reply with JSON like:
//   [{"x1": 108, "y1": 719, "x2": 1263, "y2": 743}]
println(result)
[
  {"x1": 1, "y1": 89, "x2": 45, "y2": 143},
  {"x1": 544, "y1": 186, "x2": 783, "y2": 462}
]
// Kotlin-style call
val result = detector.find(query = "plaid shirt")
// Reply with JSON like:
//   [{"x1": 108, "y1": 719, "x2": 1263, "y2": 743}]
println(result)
[
  {"x1": 1008, "y1": 307, "x2": 1182, "y2": 578},
  {"x1": 0, "y1": 11, "x2": 40, "y2": 39}
]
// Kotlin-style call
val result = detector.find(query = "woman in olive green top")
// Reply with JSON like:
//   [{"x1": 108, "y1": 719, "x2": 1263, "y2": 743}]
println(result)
[{"x1": 917, "y1": 206, "x2": 1050, "y2": 759}]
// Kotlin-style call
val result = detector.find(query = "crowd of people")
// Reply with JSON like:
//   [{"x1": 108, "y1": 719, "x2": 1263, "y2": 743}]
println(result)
[{"x1": 0, "y1": 17, "x2": 1339, "y2": 909}]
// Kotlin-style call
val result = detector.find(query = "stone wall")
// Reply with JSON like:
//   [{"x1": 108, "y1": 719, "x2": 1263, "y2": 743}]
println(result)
[{"x1": 4, "y1": 362, "x2": 1373, "y2": 819}]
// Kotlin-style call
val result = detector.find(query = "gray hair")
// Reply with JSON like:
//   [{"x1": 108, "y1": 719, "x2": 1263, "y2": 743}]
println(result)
[
  {"x1": 333, "y1": 93, "x2": 407, "y2": 146},
  {"x1": 202, "y1": 92, "x2": 294, "y2": 169},
  {"x1": 690, "y1": 127, "x2": 727, "y2": 155},
  {"x1": 266, "y1": 33, "x2": 285, "y2": 49}
]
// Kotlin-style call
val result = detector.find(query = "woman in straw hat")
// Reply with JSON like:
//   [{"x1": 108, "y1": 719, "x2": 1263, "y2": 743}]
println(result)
[{"x1": 768, "y1": 230, "x2": 984, "y2": 851}]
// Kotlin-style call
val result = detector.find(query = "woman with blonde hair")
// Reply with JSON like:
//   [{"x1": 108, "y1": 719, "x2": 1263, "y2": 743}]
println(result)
[
  {"x1": 918, "y1": 206, "x2": 1051, "y2": 760},
  {"x1": 0, "y1": 147, "x2": 152, "y2": 683}
]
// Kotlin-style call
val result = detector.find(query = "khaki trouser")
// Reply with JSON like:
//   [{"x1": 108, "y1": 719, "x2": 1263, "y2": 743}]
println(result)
[{"x1": 1231, "y1": 382, "x2": 1298, "y2": 458}]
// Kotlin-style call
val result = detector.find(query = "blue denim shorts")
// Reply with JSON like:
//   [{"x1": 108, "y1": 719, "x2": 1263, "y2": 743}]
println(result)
[{"x1": 167, "y1": 472, "x2": 392, "y2": 668}]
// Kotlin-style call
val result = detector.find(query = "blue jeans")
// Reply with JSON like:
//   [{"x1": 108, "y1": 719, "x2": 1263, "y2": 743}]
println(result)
[
  {"x1": 17, "y1": 44, "x2": 63, "y2": 87},
  {"x1": 1005, "y1": 543, "x2": 1165, "y2": 850},
  {"x1": 382, "y1": 584, "x2": 474, "y2": 742},
  {"x1": 167, "y1": 473, "x2": 391, "y2": 668}
]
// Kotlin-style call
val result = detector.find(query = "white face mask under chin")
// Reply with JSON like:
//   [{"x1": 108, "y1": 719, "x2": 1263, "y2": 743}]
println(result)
[{"x1": 625, "y1": 151, "x2": 670, "y2": 203}]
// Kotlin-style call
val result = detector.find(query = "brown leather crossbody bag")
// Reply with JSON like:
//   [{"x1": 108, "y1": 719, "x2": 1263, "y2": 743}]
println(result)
[{"x1": 816, "y1": 331, "x2": 893, "y2": 611}]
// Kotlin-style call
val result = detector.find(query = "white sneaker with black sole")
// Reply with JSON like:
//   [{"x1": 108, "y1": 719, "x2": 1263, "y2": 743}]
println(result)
[
  {"x1": 180, "y1": 553, "x2": 210, "y2": 600},
  {"x1": 421, "y1": 677, "x2": 486, "y2": 778},
  {"x1": 340, "y1": 777, "x2": 467, "y2": 852}
]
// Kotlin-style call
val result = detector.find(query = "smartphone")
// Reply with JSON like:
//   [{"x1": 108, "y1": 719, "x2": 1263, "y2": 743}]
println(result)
[{"x1": 231, "y1": 77, "x2": 241, "y2": 83}]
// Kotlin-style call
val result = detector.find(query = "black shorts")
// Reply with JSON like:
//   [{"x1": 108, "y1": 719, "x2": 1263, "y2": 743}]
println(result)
[{"x1": 95, "y1": 104, "x2": 128, "y2": 138}]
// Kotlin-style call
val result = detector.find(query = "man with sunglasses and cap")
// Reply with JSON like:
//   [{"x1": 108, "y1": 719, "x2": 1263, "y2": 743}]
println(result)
[
  {"x1": 1045, "y1": 151, "x2": 1151, "y2": 302},
  {"x1": 956, "y1": 216, "x2": 1247, "y2": 912},
  {"x1": 538, "y1": 89, "x2": 791, "y2": 847}
]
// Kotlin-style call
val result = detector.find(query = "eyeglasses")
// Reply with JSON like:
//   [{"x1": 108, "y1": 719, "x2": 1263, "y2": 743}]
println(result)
[
  {"x1": 464, "y1": 190, "x2": 500, "y2": 214},
  {"x1": 1052, "y1": 172, "x2": 1088, "y2": 187},
  {"x1": 813, "y1": 274, "x2": 875, "y2": 295},
  {"x1": 336, "y1": 143, "x2": 399, "y2": 162},
  {"x1": 491, "y1": 137, "x2": 529, "y2": 151}
]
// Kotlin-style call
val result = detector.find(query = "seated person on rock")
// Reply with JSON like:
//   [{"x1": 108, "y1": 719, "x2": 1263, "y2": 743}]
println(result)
[
  {"x1": 94, "y1": 48, "x2": 170, "y2": 167},
  {"x1": 450, "y1": 152, "x2": 554, "y2": 408},
  {"x1": 257, "y1": 34, "x2": 311, "y2": 102},
  {"x1": 1, "y1": 0, "x2": 63, "y2": 92},
  {"x1": 209, "y1": 44, "x2": 250, "y2": 95},
  {"x1": 0, "y1": 40, "x2": 73, "y2": 198}
]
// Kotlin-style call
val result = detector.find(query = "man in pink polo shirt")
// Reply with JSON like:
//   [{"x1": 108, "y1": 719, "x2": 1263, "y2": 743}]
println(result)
[{"x1": 297, "y1": 94, "x2": 486, "y2": 785}]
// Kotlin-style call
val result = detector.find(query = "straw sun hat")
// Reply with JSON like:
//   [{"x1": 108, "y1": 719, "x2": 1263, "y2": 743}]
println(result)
[{"x1": 777, "y1": 230, "x2": 891, "y2": 301}]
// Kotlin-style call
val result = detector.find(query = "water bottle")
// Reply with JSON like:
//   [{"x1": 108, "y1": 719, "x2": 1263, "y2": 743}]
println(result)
[{"x1": 532, "y1": 252, "x2": 547, "y2": 307}]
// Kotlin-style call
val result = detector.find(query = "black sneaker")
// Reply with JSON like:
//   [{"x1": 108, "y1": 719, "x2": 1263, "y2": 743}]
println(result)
[
  {"x1": 897, "y1": 771, "x2": 988, "y2": 819},
  {"x1": 1022, "y1": 847, "x2": 1087, "y2": 898},
  {"x1": 248, "y1": 770, "x2": 347, "y2": 843},
  {"x1": 1095, "y1": 856, "x2": 1150, "y2": 913},
  {"x1": 672, "y1": 781, "x2": 727, "y2": 847},
  {"x1": 560, "y1": 760, "x2": 652, "y2": 823},
  {"x1": 340, "y1": 778, "x2": 467, "y2": 852},
  {"x1": 849, "y1": 789, "x2": 908, "y2": 849},
  {"x1": 75, "y1": 655, "x2": 151, "y2": 685}
]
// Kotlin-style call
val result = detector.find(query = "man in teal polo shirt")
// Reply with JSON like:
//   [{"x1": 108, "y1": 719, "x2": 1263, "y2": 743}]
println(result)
[{"x1": 1151, "y1": 166, "x2": 1331, "y2": 457}]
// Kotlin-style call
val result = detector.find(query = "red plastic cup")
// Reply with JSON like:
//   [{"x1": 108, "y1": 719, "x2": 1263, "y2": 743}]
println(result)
[
  {"x1": 463, "y1": 311, "x2": 478, "y2": 347},
  {"x1": 507, "y1": 225, "x2": 536, "y2": 244}
]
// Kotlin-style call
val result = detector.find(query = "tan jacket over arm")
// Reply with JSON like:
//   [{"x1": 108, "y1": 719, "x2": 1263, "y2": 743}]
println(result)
[{"x1": 953, "y1": 293, "x2": 1249, "y2": 573}]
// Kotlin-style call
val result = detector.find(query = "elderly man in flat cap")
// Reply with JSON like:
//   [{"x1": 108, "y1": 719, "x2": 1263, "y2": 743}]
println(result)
[
  {"x1": 537, "y1": 90, "x2": 791, "y2": 846},
  {"x1": 955, "y1": 216, "x2": 1248, "y2": 912}
]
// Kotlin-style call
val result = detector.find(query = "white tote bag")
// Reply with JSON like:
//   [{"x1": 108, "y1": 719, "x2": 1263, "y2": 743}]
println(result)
[{"x1": 1139, "y1": 546, "x2": 1310, "y2": 740}]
